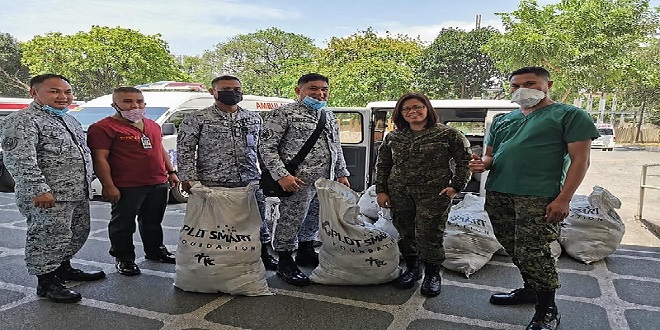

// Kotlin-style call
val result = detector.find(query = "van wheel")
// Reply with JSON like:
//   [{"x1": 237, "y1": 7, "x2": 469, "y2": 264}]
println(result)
[{"x1": 169, "y1": 182, "x2": 189, "y2": 203}]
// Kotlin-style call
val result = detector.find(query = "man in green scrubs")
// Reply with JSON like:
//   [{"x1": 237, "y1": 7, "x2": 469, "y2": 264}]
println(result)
[{"x1": 469, "y1": 67, "x2": 599, "y2": 330}]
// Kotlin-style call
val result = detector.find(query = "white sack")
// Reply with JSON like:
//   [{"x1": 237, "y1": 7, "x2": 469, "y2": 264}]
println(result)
[
  {"x1": 358, "y1": 185, "x2": 380, "y2": 220},
  {"x1": 370, "y1": 208, "x2": 400, "y2": 241},
  {"x1": 174, "y1": 183, "x2": 271, "y2": 296},
  {"x1": 560, "y1": 186, "x2": 625, "y2": 264},
  {"x1": 442, "y1": 194, "x2": 503, "y2": 278},
  {"x1": 310, "y1": 179, "x2": 401, "y2": 285}
]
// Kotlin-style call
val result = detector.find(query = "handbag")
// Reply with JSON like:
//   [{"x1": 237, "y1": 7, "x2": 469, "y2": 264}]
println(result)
[{"x1": 260, "y1": 109, "x2": 327, "y2": 197}]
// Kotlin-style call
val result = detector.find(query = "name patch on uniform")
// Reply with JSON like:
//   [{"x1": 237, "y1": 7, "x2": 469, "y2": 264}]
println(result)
[{"x1": 1, "y1": 137, "x2": 18, "y2": 151}]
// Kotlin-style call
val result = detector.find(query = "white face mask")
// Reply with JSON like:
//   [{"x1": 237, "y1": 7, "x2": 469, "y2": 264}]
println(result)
[{"x1": 511, "y1": 88, "x2": 546, "y2": 108}]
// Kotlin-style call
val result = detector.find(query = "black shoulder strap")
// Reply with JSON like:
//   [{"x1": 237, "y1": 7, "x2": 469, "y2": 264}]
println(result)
[{"x1": 289, "y1": 109, "x2": 327, "y2": 167}]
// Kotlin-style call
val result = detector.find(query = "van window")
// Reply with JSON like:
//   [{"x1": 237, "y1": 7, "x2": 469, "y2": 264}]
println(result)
[
  {"x1": 337, "y1": 112, "x2": 363, "y2": 144},
  {"x1": 597, "y1": 128, "x2": 614, "y2": 135},
  {"x1": 446, "y1": 122, "x2": 485, "y2": 135},
  {"x1": 164, "y1": 109, "x2": 200, "y2": 128}
]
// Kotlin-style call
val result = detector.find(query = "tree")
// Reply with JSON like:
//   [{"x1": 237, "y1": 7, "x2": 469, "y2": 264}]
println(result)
[
  {"x1": 318, "y1": 28, "x2": 423, "y2": 107},
  {"x1": 483, "y1": 0, "x2": 660, "y2": 102},
  {"x1": 417, "y1": 27, "x2": 504, "y2": 99},
  {"x1": 20, "y1": 26, "x2": 188, "y2": 100},
  {"x1": 618, "y1": 37, "x2": 660, "y2": 127},
  {"x1": 0, "y1": 32, "x2": 30, "y2": 97},
  {"x1": 203, "y1": 27, "x2": 318, "y2": 98}
]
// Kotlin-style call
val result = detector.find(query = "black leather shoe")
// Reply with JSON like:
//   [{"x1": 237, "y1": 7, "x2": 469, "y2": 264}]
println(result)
[
  {"x1": 277, "y1": 251, "x2": 310, "y2": 286},
  {"x1": 526, "y1": 305, "x2": 560, "y2": 330},
  {"x1": 394, "y1": 256, "x2": 422, "y2": 289},
  {"x1": 295, "y1": 241, "x2": 319, "y2": 267},
  {"x1": 420, "y1": 263, "x2": 441, "y2": 297},
  {"x1": 490, "y1": 287, "x2": 537, "y2": 305},
  {"x1": 55, "y1": 261, "x2": 106, "y2": 282},
  {"x1": 37, "y1": 273, "x2": 82, "y2": 303},
  {"x1": 116, "y1": 259, "x2": 141, "y2": 276},
  {"x1": 145, "y1": 250, "x2": 176, "y2": 264}
]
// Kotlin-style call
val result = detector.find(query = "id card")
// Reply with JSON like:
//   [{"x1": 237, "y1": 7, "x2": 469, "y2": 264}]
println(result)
[
  {"x1": 141, "y1": 134, "x2": 153, "y2": 149},
  {"x1": 246, "y1": 134, "x2": 256, "y2": 147}
]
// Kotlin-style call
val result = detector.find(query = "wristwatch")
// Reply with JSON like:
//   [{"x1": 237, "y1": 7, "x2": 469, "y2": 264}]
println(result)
[{"x1": 167, "y1": 170, "x2": 178, "y2": 175}]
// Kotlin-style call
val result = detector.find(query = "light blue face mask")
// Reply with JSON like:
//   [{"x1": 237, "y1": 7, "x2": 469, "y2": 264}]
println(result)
[
  {"x1": 302, "y1": 96, "x2": 326, "y2": 110},
  {"x1": 43, "y1": 105, "x2": 69, "y2": 117}
]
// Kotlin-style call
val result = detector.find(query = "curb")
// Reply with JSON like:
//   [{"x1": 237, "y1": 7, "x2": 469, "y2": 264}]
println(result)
[{"x1": 639, "y1": 218, "x2": 660, "y2": 240}]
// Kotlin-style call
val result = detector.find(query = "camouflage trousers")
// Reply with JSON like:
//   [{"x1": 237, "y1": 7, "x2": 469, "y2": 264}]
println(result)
[
  {"x1": 16, "y1": 199, "x2": 91, "y2": 275},
  {"x1": 389, "y1": 185, "x2": 451, "y2": 265},
  {"x1": 485, "y1": 191, "x2": 561, "y2": 291},
  {"x1": 273, "y1": 184, "x2": 320, "y2": 251}
]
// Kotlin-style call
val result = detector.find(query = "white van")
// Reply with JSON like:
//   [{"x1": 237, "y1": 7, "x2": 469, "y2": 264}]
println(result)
[
  {"x1": 351, "y1": 99, "x2": 521, "y2": 198},
  {"x1": 69, "y1": 91, "x2": 294, "y2": 202},
  {"x1": 591, "y1": 123, "x2": 616, "y2": 151}
]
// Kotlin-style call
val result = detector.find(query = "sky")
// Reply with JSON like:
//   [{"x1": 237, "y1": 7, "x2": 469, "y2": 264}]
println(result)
[{"x1": 1, "y1": 0, "x2": 658, "y2": 56}]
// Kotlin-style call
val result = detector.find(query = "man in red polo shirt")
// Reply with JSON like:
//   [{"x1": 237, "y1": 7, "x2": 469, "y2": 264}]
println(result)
[{"x1": 87, "y1": 87, "x2": 179, "y2": 276}]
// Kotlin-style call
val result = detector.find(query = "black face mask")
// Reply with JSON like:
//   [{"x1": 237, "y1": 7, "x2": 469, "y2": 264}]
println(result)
[{"x1": 216, "y1": 90, "x2": 243, "y2": 105}]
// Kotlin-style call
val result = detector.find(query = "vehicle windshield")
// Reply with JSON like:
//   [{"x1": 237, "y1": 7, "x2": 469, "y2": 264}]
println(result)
[
  {"x1": 597, "y1": 128, "x2": 614, "y2": 135},
  {"x1": 69, "y1": 106, "x2": 169, "y2": 131}
]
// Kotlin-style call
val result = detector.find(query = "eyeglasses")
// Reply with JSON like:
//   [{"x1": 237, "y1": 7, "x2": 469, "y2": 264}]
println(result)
[{"x1": 401, "y1": 105, "x2": 426, "y2": 113}]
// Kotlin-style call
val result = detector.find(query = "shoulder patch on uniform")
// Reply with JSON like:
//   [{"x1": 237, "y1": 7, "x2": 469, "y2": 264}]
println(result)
[
  {"x1": 261, "y1": 129, "x2": 274, "y2": 140},
  {"x1": 1, "y1": 137, "x2": 18, "y2": 151}
]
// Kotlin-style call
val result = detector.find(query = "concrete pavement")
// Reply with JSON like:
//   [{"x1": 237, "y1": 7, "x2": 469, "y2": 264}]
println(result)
[{"x1": 0, "y1": 194, "x2": 659, "y2": 330}]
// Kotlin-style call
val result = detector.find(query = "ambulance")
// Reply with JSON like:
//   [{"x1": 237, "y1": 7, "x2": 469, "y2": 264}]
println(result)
[{"x1": 0, "y1": 87, "x2": 294, "y2": 201}]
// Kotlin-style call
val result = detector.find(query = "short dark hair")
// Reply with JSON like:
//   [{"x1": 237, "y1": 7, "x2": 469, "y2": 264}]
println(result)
[
  {"x1": 114, "y1": 86, "x2": 142, "y2": 94},
  {"x1": 297, "y1": 73, "x2": 329, "y2": 86},
  {"x1": 211, "y1": 75, "x2": 241, "y2": 87},
  {"x1": 392, "y1": 93, "x2": 439, "y2": 130},
  {"x1": 29, "y1": 74, "x2": 70, "y2": 88},
  {"x1": 509, "y1": 66, "x2": 550, "y2": 81}
]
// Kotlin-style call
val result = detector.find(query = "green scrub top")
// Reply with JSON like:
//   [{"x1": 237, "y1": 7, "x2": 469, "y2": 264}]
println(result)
[{"x1": 485, "y1": 103, "x2": 600, "y2": 197}]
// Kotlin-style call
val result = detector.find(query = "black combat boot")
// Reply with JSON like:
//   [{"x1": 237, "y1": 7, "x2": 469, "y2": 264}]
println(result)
[
  {"x1": 277, "y1": 251, "x2": 310, "y2": 286},
  {"x1": 295, "y1": 241, "x2": 319, "y2": 267},
  {"x1": 394, "y1": 255, "x2": 422, "y2": 289},
  {"x1": 420, "y1": 262, "x2": 442, "y2": 297},
  {"x1": 490, "y1": 279, "x2": 536, "y2": 305},
  {"x1": 36, "y1": 272, "x2": 82, "y2": 303},
  {"x1": 526, "y1": 290, "x2": 560, "y2": 330},
  {"x1": 261, "y1": 244, "x2": 279, "y2": 271},
  {"x1": 55, "y1": 260, "x2": 106, "y2": 282}
]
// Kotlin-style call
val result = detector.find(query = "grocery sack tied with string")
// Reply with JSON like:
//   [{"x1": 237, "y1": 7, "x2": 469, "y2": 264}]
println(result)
[
  {"x1": 310, "y1": 179, "x2": 401, "y2": 285},
  {"x1": 560, "y1": 186, "x2": 625, "y2": 264},
  {"x1": 442, "y1": 193, "x2": 503, "y2": 277},
  {"x1": 174, "y1": 183, "x2": 271, "y2": 296}
]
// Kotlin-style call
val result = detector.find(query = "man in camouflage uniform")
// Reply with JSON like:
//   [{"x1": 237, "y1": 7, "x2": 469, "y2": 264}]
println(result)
[
  {"x1": 469, "y1": 67, "x2": 599, "y2": 330},
  {"x1": 375, "y1": 92, "x2": 472, "y2": 297},
  {"x1": 259, "y1": 73, "x2": 350, "y2": 286},
  {"x1": 1, "y1": 74, "x2": 105, "y2": 303},
  {"x1": 176, "y1": 75, "x2": 278, "y2": 270}
]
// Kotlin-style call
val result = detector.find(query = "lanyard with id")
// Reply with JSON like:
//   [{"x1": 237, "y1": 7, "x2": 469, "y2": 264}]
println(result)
[{"x1": 141, "y1": 134, "x2": 153, "y2": 149}]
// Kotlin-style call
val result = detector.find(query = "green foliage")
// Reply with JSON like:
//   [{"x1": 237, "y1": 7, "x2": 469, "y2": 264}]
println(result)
[
  {"x1": 483, "y1": 0, "x2": 659, "y2": 102},
  {"x1": 202, "y1": 27, "x2": 318, "y2": 98},
  {"x1": 0, "y1": 32, "x2": 30, "y2": 97},
  {"x1": 417, "y1": 27, "x2": 504, "y2": 99},
  {"x1": 618, "y1": 37, "x2": 660, "y2": 125},
  {"x1": 20, "y1": 26, "x2": 188, "y2": 100},
  {"x1": 319, "y1": 28, "x2": 422, "y2": 106}
]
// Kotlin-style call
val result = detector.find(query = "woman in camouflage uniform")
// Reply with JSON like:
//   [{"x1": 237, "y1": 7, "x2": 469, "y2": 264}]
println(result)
[{"x1": 375, "y1": 93, "x2": 471, "y2": 297}]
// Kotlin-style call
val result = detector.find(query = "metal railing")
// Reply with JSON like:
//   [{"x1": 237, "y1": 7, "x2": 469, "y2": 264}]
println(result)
[{"x1": 636, "y1": 163, "x2": 660, "y2": 220}]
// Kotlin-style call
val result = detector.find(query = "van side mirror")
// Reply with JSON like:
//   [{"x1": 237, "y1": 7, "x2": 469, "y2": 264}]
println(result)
[{"x1": 162, "y1": 123, "x2": 177, "y2": 136}]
